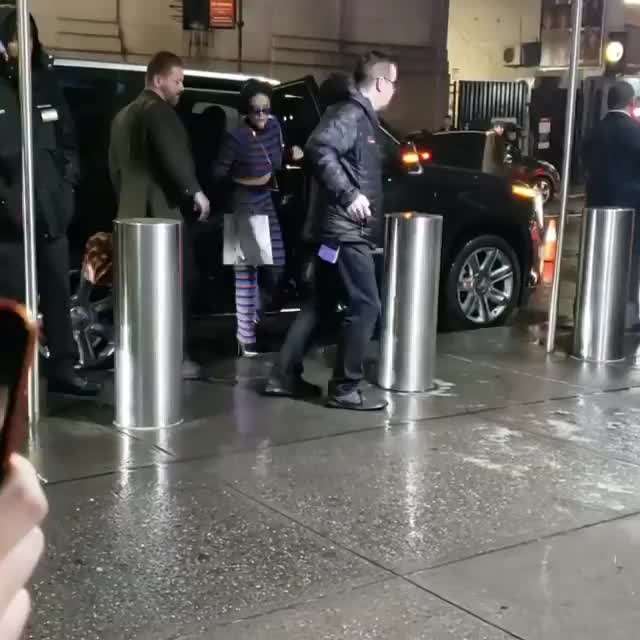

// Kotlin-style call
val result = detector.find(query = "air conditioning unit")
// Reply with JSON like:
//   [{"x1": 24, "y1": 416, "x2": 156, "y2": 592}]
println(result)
[
  {"x1": 504, "y1": 45, "x2": 522, "y2": 66},
  {"x1": 503, "y1": 42, "x2": 541, "y2": 67}
]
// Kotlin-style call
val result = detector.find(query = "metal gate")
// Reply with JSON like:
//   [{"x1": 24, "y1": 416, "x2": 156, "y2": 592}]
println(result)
[{"x1": 454, "y1": 80, "x2": 530, "y2": 130}]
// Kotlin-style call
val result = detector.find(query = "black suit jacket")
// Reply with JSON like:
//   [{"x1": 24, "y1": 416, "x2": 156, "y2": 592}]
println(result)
[{"x1": 584, "y1": 111, "x2": 640, "y2": 210}]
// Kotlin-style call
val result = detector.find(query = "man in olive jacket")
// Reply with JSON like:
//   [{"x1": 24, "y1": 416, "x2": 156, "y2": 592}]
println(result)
[{"x1": 109, "y1": 51, "x2": 209, "y2": 378}]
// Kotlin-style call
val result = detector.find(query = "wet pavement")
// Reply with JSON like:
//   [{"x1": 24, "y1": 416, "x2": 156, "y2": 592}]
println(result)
[
  {"x1": 25, "y1": 314, "x2": 640, "y2": 639},
  {"x1": 26, "y1": 198, "x2": 640, "y2": 639}
]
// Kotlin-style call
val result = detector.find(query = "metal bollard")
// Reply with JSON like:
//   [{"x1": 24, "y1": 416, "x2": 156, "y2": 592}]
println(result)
[
  {"x1": 114, "y1": 219, "x2": 183, "y2": 429},
  {"x1": 573, "y1": 207, "x2": 635, "y2": 363},
  {"x1": 378, "y1": 213, "x2": 443, "y2": 392}
]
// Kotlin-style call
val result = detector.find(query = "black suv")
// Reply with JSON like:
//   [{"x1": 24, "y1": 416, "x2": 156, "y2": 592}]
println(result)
[{"x1": 53, "y1": 58, "x2": 541, "y2": 365}]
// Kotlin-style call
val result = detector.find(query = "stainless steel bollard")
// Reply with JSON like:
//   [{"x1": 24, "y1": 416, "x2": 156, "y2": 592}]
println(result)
[
  {"x1": 573, "y1": 207, "x2": 635, "y2": 363},
  {"x1": 378, "y1": 213, "x2": 443, "y2": 392},
  {"x1": 114, "y1": 219, "x2": 183, "y2": 430}
]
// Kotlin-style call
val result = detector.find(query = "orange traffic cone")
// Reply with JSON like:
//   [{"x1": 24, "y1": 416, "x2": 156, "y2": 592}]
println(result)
[
  {"x1": 543, "y1": 218, "x2": 557, "y2": 263},
  {"x1": 541, "y1": 218, "x2": 557, "y2": 284}
]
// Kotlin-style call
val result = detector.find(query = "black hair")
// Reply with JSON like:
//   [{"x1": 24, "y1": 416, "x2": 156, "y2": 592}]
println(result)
[
  {"x1": 354, "y1": 50, "x2": 395, "y2": 88},
  {"x1": 608, "y1": 81, "x2": 636, "y2": 111},
  {"x1": 238, "y1": 79, "x2": 273, "y2": 115},
  {"x1": 318, "y1": 71, "x2": 354, "y2": 109},
  {"x1": 1, "y1": 10, "x2": 44, "y2": 67},
  {"x1": 146, "y1": 51, "x2": 183, "y2": 84}
]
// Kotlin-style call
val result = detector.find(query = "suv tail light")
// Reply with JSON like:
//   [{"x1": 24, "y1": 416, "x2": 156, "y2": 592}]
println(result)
[
  {"x1": 402, "y1": 151, "x2": 420, "y2": 164},
  {"x1": 401, "y1": 150, "x2": 432, "y2": 165},
  {"x1": 512, "y1": 184, "x2": 544, "y2": 228}
]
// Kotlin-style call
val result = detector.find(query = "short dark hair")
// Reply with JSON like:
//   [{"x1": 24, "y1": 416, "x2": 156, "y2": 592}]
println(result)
[
  {"x1": 608, "y1": 81, "x2": 636, "y2": 111},
  {"x1": 354, "y1": 50, "x2": 395, "y2": 89},
  {"x1": 239, "y1": 79, "x2": 273, "y2": 115},
  {"x1": 146, "y1": 51, "x2": 183, "y2": 83},
  {"x1": 319, "y1": 71, "x2": 354, "y2": 109}
]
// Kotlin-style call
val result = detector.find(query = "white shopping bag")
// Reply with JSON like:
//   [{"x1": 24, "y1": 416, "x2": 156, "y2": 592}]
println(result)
[{"x1": 223, "y1": 214, "x2": 273, "y2": 266}]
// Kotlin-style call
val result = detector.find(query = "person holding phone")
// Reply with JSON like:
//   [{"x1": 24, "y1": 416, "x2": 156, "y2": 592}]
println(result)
[
  {"x1": 264, "y1": 51, "x2": 397, "y2": 411},
  {"x1": 214, "y1": 80, "x2": 302, "y2": 357},
  {"x1": 0, "y1": 454, "x2": 48, "y2": 640}
]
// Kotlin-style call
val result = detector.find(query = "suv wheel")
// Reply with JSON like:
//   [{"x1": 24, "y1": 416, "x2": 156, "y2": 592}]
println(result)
[
  {"x1": 444, "y1": 235, "x2": 521, "y2": 330},
  {"x1": 534, "y1": 176, "x2": 553, "y2": 204},
  {"x1": 39, "y1": 271, "x2": 114, "y2": 370}
]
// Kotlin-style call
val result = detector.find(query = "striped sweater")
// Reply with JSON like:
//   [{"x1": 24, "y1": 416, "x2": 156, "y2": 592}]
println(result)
[{"x1": 215, "y1": 116, "x2": 283, "y2": 182}]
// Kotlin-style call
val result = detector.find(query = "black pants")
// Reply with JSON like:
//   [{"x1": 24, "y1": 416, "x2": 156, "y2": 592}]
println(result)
[
  {"x1": 182, "y1": 222, "x2": 197, "y2": 355},
  {"x1": 0, "y1": 241, "x2": 25, "y2": 302},
  {"x1": 276, "y1": 242, "x2": 381, "y2": 396},
  {"x1": 38, "y1": 236, "x2": 77, "y2": 373}
]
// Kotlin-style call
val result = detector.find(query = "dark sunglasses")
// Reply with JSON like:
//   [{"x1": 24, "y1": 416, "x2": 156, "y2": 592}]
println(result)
[{"x1": 249, "y1": 106, "x2": 271, "y2": 115}]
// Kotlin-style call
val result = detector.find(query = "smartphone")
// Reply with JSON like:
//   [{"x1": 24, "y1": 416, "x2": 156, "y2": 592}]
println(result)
[
  {"x1": 0, "y1": 299, "x2": 37, "y2": 484},
  {"x1": 318, "y1": 244, "x2": 340, "y2": 264}
]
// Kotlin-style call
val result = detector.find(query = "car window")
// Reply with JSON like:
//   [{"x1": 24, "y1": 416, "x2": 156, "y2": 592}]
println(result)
[
  {"x1": 272, "y1": 79, "x2": 320, "y2": 148},
  {"x1": 378, "y1": 125, "x2": 400, "y2": 169},
  {"x1": 430, "y1": 133, "x2": 486, "y2": 170},
  {"x1": 175, "y1": 88, "x2": 242, "y2": 187},
  {"x1": 57, "y1": 66, "x2": 129, "y2": 151}
]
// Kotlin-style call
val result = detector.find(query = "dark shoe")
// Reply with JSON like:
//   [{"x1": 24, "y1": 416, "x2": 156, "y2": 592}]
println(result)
[
  {"x1": 326, "y1": 389, "x2": 388, "y2": 411},
  {"x1": 182, "y1": 359, "x2": 203, "y2": 380},
  {"x1": 237, "y1": 342, "x2": 260, "y2": 358},
  {"x1": 48, "y1": 372, "x2": 101, "y2": 397},
  {"x1": 264, "y1": 375, "x2": 322, "y2": 399}
]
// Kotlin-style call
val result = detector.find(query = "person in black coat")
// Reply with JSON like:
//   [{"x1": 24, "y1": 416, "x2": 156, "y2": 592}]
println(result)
[
  {"x1": 584, "y1": 80, "x2": 640, "y2": 327},
  {"x1": 584, "y1": 81, "x2": 640, "y2": 209},
  {"x1": 0, "y1": 11, "x2": 99, "y2": 395},
  {"x1": 0, "y1": 44, "x2": 24, "y2": 303},
  {"x1": 264, "y1": 52, "x2": 397, "y2": 411}
]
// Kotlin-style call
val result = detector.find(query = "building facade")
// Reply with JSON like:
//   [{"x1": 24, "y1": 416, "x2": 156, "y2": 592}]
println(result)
[
  {"x1": 448, "y1": 0, "x2": 634, "y2": 83},
  {"x1": 448, "y1": 0, "x2": 542, "y2": 82},
  {"x1": 30, "y1": 0, "x2": 450, "y2": 131}
]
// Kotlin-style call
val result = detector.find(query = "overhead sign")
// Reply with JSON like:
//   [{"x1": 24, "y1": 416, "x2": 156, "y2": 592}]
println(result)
[{"x1": 210, "y1": 0, "x2": 236, "y2": 29}]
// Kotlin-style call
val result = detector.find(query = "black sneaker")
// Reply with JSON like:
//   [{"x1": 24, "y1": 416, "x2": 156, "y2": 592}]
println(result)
[
  {"x1": 326, "y1": 389, "x2": 388, "y2": 411},
  {"x1": 264, "y1": 376, "x2": 322, "y2": 399}
]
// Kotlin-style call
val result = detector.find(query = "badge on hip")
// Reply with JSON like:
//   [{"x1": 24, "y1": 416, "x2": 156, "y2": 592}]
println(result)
[{"x1": 318, "y1": 244, "x2": 340, "y2": 264}]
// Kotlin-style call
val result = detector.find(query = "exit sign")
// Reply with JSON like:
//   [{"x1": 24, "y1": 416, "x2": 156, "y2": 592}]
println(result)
[{"x1": 210, "y1": 0, "x2": 236, "y2": 28}]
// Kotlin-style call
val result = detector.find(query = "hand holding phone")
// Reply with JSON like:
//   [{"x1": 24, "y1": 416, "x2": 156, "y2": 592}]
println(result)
[
  {"x1": 0, "y1": 299, "x2": 37, "y2": 484},
  {"x1": 0, "y1": 301, "x2": 46, "y2": 639},
  {"x1": 0, "y1": 454, "x2": 47, "y2": 640}
]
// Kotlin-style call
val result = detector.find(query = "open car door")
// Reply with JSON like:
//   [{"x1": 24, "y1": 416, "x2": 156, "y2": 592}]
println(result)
[{"x1": 271, "y1": 77, "x2": 321, "y2": 297}]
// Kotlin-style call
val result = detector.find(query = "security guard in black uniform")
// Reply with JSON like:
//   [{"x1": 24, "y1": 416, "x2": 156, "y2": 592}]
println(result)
[
  {"x1": 0, "y1": 38, "x2": 23, "y2": 303},
  {"x1": 0, "y1": 11, "x2": 99, "y2": 396}
]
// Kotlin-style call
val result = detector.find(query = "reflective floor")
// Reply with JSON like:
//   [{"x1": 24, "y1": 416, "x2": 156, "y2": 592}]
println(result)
[{"x1": 25, "y1": 316, "x2": 640, "y2": 639}]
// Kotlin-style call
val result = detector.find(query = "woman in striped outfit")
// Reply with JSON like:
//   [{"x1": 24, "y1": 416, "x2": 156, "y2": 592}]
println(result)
[{"x1": 215, "y1": 80, "x2": 301, "y2": 357}]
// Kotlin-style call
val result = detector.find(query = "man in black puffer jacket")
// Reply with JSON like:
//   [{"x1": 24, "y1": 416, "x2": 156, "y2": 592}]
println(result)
[{"x1": 265, "y1": 52, "x2": 397, "y2": 411}]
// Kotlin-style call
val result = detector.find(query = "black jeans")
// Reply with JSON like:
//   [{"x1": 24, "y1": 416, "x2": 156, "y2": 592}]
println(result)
[
  {"x1": 0, "y1": 241, "x2": 25, "y2": 302},
  {"x1": 182, "y1": 222, "x2": 197, "y2": 355},
  {"x1": 276, "y1": 242, "x2": 381, "y2": 396},
  {"x1": 38, "y1": 236, "x2": 77, "y2": 374}
]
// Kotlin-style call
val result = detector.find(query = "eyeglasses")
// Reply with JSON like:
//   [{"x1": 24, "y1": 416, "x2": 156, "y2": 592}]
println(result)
[{"x1": 249, "y1": 106, "x2": 271, "y2": 115}]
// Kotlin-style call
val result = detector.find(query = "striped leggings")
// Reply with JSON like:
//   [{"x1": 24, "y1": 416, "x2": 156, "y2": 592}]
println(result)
[{"x1": 235, "y1": 210, "x2": 285, "y2": 345}]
